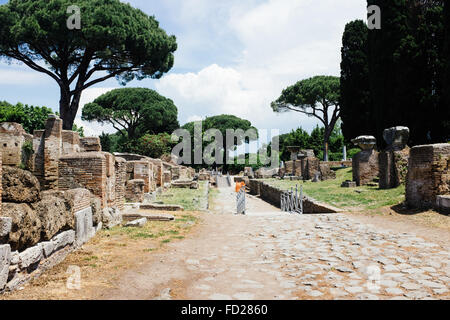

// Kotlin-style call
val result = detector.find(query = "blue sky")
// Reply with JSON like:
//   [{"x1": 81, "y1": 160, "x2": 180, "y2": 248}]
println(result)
[{"x1": 0, "y1": 0, "x2": 367, "y2": 138}]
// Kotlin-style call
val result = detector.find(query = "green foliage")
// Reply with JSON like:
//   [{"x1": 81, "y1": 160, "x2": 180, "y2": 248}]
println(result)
[
  {"x1": 72, "y1": 124, "x2": 85, "y2": 138},
  {"x1": 364, "y1": 0, "x2": 448, "y2": 146},
  {"x1": 136, "y1": 133, "x2": 176, "y2": 159},
  {"x1": 271, "y1": 75, "x2": 341, "y2": 161},
  {"x1": 0, "y1": 0, "x2": 177, "y2": 129},
  {"x1": 340, "y1": 20, "x2": 374, "y2": 142},
  {"x1": 82, "y1": 88, "x2": 179, "y2": 141},
  {"x1": 181, "y1": 115, "x2": 258, "y2": 169},
  {"x1": 274, "y1": 121, "x2": 353, "y2": 162},
  {"x1": 0, "y1": 101, "x2": 53, "y2": 133}
]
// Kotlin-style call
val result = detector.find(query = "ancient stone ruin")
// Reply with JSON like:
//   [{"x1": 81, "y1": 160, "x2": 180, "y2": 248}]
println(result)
[
  {"x1": 406, "y1": 143, "x2": 450, "y2": 211},
  {"x1": 0, "y1": 116, "x2": 197, "y2": 292},
  {"x1": 351, "y1": 136, "x2": 379, "y2": 186},
  {"x1": 281, "y1": 147, "x2": 334, "y2": 181},
  {"x1": 379, "y1": 126, "x2": 410, "y2": 189}
]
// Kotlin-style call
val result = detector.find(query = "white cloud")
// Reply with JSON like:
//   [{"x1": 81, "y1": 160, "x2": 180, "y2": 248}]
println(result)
[
  {"x1": 0, "y1": 68, "x2": 49, "y2": 85},
  {"x1": 155, "y1": 0, "x2": 366, "y2": 135},
  {"x1": 75, "y1": 87, "x2": 116, "y2": 137}
]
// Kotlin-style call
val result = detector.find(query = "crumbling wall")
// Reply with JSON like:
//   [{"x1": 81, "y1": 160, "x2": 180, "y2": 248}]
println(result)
[
  {"x1": 0, "y1": 122, "x2": 32, "y2": 167},
  {"x1": 130, "y1": 160, "x2": 153, "y2": 193},
  {"x1": 114, "y1": 157, "x2": 127, "y2": 210},
  {"x1": 62, "y1": 131, "x2": 80, "y2": 155},
  {"x1": 406, "y1": 144, "x2": 450, "y2": 209},
  {"x1": 80, "y1": 137, "x2": 101, "y2": 152},
  {"x1": 126, "y1": 179, "x2": 145, "y2": 203},
  {"x1": 319, "y1": 163, "x2": 336, "y2": 181},
  {"x1": 58, "y1": 152, "x2": 107, "y2": 208},
  {"x1": 352, "y1": 150, "x2": 379, "y2": 186},
  {"x1": 43, "y1": 116, "x2": 63, "y2": 190},
  {"x1": 379, "y1": 148, "x2": 410, "y2": 189}
]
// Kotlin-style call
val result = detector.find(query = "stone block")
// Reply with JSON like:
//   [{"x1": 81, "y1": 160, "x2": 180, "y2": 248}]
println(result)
[
  {"x1": 51, "y1": 230, "x2": 75, "y2": 251},
  {"x1": 19, "y1": 244, "x2": 43, "y2": 269},
  {"x1": 2, "y1": 166, "x2": 41, "y2": 203},
  {"x1": 74, "y1": 208, "x2": 94, "y2": 246},
  {"x1": 125, "y1": 218, "x2": 147, "y2": 228},
  {"x1": 41, "y1": 241, "x2": 55, "y2": 258},
  {"x1": 126, "y1": 179, "x2": 145, "y2": 203},
  {"x1": 0, "y1": 217, "x2": 12, "y2": 238},
  {"x1": 436, "y1": 195, "x2": 450, "y2": 214},
  {"x1": 80, "y1": 137, "x2": 102, "y2": 152},
  {"x1": 383, "y1": 126, "x2": 410, "y2": 150},
  {"x1": 0, "y1": 244, "x2": 11, "y2": 290}
]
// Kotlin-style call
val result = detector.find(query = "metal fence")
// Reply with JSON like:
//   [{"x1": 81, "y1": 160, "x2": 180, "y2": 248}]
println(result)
[
  {"x1": 236, "y1": 186, "x2": 246, "y2": 215},
  {"x1": 281, "y1": 184, "x2": 303, "y2": 214}
]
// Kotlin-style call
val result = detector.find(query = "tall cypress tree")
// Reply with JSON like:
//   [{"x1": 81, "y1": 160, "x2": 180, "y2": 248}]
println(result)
[
  {"x1": 340, "y1": 20, "x2": 373, "y2": 142},
  {"x1": 367, "y1": 0, "x2": 445, "y2": 146}
]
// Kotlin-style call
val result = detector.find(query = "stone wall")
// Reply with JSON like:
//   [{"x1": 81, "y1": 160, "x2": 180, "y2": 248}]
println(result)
[
  {"x1": 319, "y1": 163, "x2": 336, "y2": 181},
  {"x1": 62, "y1": 131, "x2": 80, "y2": 155},
  {"x1": 114, "y1": 157, "x2": 127, "y2": 210},
  {"x1": 126, "y1": 179, "x2": 145, "y2": 203},
  {"x1": 80, "y1": 137, "x2": 101, "y2": 152},
  {"x1": 406, "y1": 144, "x2": 450, "y2": 209},
  {"x1": 58, "y1": 152, "x2": 107, "y2": 208},
  {"x1": 352, "y1": 150, "x2": 379, "y2": 186},
  {"x1": 43, "y1": 116, "x2": 63, "y2": 190},
  {"x1": 379, "y1": 148, "x2": 410, "y2": 189},
  {"x1": 0, "y1": 122, "x2": 32, "y2": 167}
]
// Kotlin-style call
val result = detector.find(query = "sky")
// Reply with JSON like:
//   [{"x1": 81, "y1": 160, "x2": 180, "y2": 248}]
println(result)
[{"x1": 0, "y1": 0, "x2": 367, "y2": 139}]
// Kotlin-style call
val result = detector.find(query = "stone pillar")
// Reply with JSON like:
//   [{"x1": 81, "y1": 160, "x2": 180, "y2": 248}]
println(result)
[
  {"x1": 32, "y1": 130, "x2": 45, "y2": 187},
  {"x1": 114, "y1": 157, "x2": 127, "y2": 210},
  {"x1": 43, "y1": 115, "x2": 63, "y2": 190},
  {"x1": 406, "y1": 144, "x2": 450, "y2": 209},
  {"x1": 379, "y1": 127, "x2": 410, "y2": 189},
  {"x1": 342, "y1": 146, "x2": 347, "y2": 161},
  {"x1": 351, "y1": 136, "x2": 379, "y2": 186}
]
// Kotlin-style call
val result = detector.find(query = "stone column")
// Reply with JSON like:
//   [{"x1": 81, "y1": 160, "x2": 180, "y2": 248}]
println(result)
[
  {"x1": 43, "y1": 115, "x2": 63, "y2": 190},
  {"x1": 351, "y1": 136, "x2": 379, "y2": 186}
]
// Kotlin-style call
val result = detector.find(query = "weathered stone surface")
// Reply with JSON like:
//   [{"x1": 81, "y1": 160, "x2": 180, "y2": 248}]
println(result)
[
  {"x1": 51, "y1": 230, "x2": 75, "y2": 251},
  {"x1": 341, "y1": 180, "x2": 356, "y2": 188},
  {"x1": 0, "y1": 217, "x2": 12, "y2": 239},
  {"x1": 75, "y1": 208, "x2": 94, "y2": 246},
  {"x1": 123, "y1": 212, "x2": 174, "y2": 222},
  {"x1": 126, "y1": 179, "x2": 145, "y2": 203},
  {"x1": 2, "y1": 166, "x2": 40, "y2": 203},
  {"x1": 140, "y1": 203, "x2": 184, "y2": 211},
  {"x1": 171, "y1": 180, "x2": 198, "y2": 189},
  {"x1": 19, "y1": 244, "x2": 43, "y2": 269},
  {"x1": 351, "y1": 136, "x2": 377, "y2": 150},
  {"x1": 1, "y1": 203, "x2": 42, "y2": 251},
  {"x1": 352, "y1": 149, "x2": 379, "y2": 186},
  {"x1": 0, "y1": 244, "x2": 11, "y2": 290},
  {"x1": 101, "y1": 207, "x2": 122, "y2": 229},
  {"x1": 125, "y1": 218, "x2": 147, "y2": 228},
  {"x1": 379, "y1": 147, "x2": 410, "y2": 189},
  {"x1": 383, "y1": 126, "x2": 410, "y2": 150},
  {"x1": 32, "y1": 194, "x2": 72, "y2": 241},
  {"x1": 41, "y1": 241, "x2": 55, "y2": 258},
  {"x1": 90, "y1": 196, "x2": 102, "y2": 226},
  {"x1": 406, "y1": 144, "x2": 450, "y2": 209},
  {"x1": 80, "y1": 137, "x2": 101, "y2": 152},
  {"x1": 436, "y1": 195, "x2": 450, "y2": 214}
]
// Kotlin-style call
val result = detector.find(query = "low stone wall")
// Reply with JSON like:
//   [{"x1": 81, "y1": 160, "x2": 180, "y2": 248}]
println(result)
[
  {"x1": 406, "y1": 144, "x2": 450, "y2": 209},
  {"x1": 248, "y1": 180, "x2": 341, "y2": 213},
  {"x1": 326, "y1": 160, "x2": 352, "y2": 167}
]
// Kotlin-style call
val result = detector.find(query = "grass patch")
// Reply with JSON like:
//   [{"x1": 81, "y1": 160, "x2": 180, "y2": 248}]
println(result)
[
  {"x1": 153, "y1": 181, "x2": 208, "y2": 211},
  {"x1": 263, "y1": 168, "x2": 405, "y2": 211}
]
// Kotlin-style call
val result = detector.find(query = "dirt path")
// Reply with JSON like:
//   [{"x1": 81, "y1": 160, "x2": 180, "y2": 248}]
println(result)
[{"x1": 95, "y1": 186, "x2": 450, "y2": 300}]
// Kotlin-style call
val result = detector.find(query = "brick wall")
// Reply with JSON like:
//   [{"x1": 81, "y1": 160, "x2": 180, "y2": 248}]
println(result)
[
  {"x1": 131, "y1": 161, "x2": 152, "y2": 193},
  {"x1": 58, "y1": 152, "x2": 107, "y2": 208},
  {"x1": 0, "y1": 122, "x2": 29, "y2": 167},
  {"x1": 352, "y1": 150, "x2": 379, "y2": 186},
  {"x1": 62, "y1": 131, "x2": 80, "y2": 155},
  {"x1": 43, "y1": 117, "x2": 63, "y2": 190},
  {"x1": 114, "y1": 157, "x2": 127, "y2": 210},
  {"x1": 64, "y1": 188, "x2": 92, "y2": 214},
  {"x1": 0, "y1": 152, "x2": 2, "y2": 216},
  {"x1": 126, "y1": 179, "x2": 145, "y2": 202},
  {"x1": 406, "y1": 144, "x2": 450, "y2": 209},
  {"x1": 148, "y1": 159, "x2": 164, "y2": 187},
  {"x1": 80, "y1": 137, "x2": 101, "y2": 152},
  {"x1": 32, "y1": 130, "x2": 45, "y2": 187}
]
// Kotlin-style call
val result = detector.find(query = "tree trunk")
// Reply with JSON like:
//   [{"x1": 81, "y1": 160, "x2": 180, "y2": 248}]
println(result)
[{"x1": 59, "y1": 86, "x2": 72, "y2": 130}]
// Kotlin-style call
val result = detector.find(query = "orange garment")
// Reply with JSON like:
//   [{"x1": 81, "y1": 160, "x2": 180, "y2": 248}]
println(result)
[{"x1": 235, "y1": 182, "x2": 246, "y2": 193}]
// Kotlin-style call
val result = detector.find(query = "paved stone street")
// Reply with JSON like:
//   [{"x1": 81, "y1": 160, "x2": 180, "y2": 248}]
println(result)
[{"x1": 101, "y1": 186, "x2": 450, "y2": 300}]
